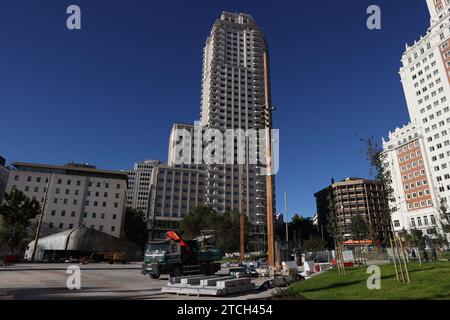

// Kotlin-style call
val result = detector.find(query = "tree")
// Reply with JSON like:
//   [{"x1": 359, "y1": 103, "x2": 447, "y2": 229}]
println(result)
[
  {"x1": 349, "y1": 215, "x2": 369, "y2": 241},
  {"x1": 437, "y1": 198, "x2": 450, "y2": 234},
  {"x1": 404, "y1": 229, "x2": 426, "y2": 265},
  {"x1": 365, "y1": 138, "x2": 395, "y2": 246},
  {"x1": 349, "y1": 215, "x2": 369, "y2": 266},
  {"x1": 364, "y1": 137, "x2": 410, "y2": 283},
  {"x1": 0, "y1": 190, "x2": 40, "y2": 254},
  {"x1": 123, "y1": 207, "x2": 148, "y2": 251},
  {"x1": 326, "y1": 195, "x2": 346, "y2": 274},
  {"x1": 302, "y1": 236, "x2": 326, "y2": 252},
  {"x1": 179, "y1": 206, "x2": 250, "y2": 253},
  {"x1": 287, "y1": 214, "x2": 321, "y2": 251},
  {"x1": 179, "y1": 206, "x2": 217, "y2": 239}
]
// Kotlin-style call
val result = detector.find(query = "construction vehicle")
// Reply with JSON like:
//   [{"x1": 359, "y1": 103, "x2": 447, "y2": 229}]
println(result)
[{"x1": 141, "y1": 230, "x2": 222, "y2": 279}]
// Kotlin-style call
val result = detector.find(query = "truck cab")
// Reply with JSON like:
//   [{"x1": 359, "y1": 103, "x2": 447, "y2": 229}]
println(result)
[{"x1": 141, "y1": 231, "x2": 222, "y2": 279}]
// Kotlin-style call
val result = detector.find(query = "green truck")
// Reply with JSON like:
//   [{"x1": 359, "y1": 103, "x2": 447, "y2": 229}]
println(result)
[{"x1": 141, "y1": 230, "x2": 222, "y2": 279}]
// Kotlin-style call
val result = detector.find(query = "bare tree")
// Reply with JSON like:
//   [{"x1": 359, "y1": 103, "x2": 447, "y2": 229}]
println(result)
[
  {"x1": 326, "y1": 195, "x2": 345, "y2": 274},
  {"x1": 364, "y1": 137, "x2": 410, "y2": 283}
]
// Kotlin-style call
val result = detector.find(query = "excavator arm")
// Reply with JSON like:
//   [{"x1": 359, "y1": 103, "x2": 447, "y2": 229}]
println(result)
[{"x1": 166, "y1": 230, "x2": 188, "y2": 248}]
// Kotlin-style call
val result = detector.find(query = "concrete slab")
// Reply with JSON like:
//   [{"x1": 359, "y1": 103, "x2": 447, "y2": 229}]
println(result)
[{"x1": 180, "y1": 275, "x2": 218, "y2": 285}]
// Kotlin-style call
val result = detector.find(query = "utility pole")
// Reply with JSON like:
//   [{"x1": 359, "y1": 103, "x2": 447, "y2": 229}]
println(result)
[
  {"x1": 31, "y1": 173, "x2": 52, "y2": 261},
  {"x1": 263, "y1": 51, "x2": 275, "y2": 268},
  {"x1": 285, "y1": 191, "x2": 289, "y2": 255},
  {"x1": 239, "y1": 138, "x2": 247, "y2": 263}
]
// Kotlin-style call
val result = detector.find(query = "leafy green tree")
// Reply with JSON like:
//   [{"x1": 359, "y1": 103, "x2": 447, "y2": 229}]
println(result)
[
  {"x1": 405, "y1": 229, "x2": 426, "y2": 265},
  {"x1": 179, "y1": 206, "x2": 217, "y2": 239},
  {"x1": 438, "y1": 198, "x2": 450, "y2": 234},
  {"x1": 179, "y1": 206, "x2": 250, "y2": 253},
  {"x1": 349, "y1": 215, "x2": 369, "y2": 241},
  {"x1": 302, "y1": 236, "x2": 326, "y2": 252},
  {"x1": 287, "y1": 214, "x2": 321, "y2": 250},
  {"x1": 123, "y1": 207, "x2": 148, "y2": 251},
  {"x1": 0, "y1": 190, "x2": 40, "y2": 254}
]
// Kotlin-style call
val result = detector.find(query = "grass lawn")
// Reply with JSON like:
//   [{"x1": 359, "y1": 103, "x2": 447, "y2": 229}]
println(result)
[{"x1": 286, "y1": 261, "x2": 450, "y2": 300}]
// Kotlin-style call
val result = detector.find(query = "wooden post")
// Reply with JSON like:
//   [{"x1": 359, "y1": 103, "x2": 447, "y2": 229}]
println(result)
[
  {"x1": 390, "y1": 237, "x2": 400, "y2": 283},
  {"x1": 31, "y1": 173, "x2": 52, "y2": 261},
  {"x1": 263, "y1": 52, "x2": 275, "y2": 268},
  {"x1": 398, "y1": 237, "x2": 411, "y2": 284},
  {"x1": 239, "y1": 162, "x2": 245, "y2": 263},
  {"x1": 395, "y1": 238, "x2": 406, "y2": 283}
]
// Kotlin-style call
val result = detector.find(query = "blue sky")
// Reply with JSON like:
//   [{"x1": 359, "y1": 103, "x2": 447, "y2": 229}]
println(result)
[{"x1": 0, "y1": 0, "x2": 430, "y2": 218}]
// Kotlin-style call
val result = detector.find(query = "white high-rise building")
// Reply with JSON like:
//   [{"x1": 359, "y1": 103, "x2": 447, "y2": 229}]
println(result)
[
  {"x1": 148, "y1": 13, "x2": 277, "y2": 245},
  {"x1": 200, "y1": 12, "x2": 275, "y2": 232},
  {"x1": 384, "y1": 0, "x2": 450, "y2": 239},
  {"x1": 383, "y1": 124, "x2": 441, "y2": 236},
  {"x1": 124, "y1": 160, "x2": 161, "y2": 214}
]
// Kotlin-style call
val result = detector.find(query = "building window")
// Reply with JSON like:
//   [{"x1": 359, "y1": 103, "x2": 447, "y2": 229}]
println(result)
[
  {"x1": 59, "y1": 223, "x2": 64, "y2": 229},
  {"x1": 111, "y1": 226, "x2": 115, "y2": 232},
  {"x1": 394, "y1": 220, "x2": 400, "y2": 228}
]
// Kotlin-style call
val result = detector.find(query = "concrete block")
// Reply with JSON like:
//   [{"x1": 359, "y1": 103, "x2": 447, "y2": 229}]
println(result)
[
  {"x1": 200, "y1": 276, "x2": 234, "y2": 286},
  {"x1": 169, "y1": 274, "x2": 208, "y2": 284},
  {"x1": 180, "y1": 275, "x2": 217, "y2": 285},
  {"x1": 216, "y1": 278, "x2": 251, "y2": 289}
]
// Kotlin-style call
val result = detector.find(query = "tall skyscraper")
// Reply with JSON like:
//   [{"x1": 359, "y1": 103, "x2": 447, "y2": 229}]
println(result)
[
  {"x1": 148, "y1": 12, "x2": 277, "y2": 247},
  {"x1": 200, "y1": 12, "x2": 275, "y2": 233},
  {"x1": 384, "y1": 0, "x2": 450, "y2": 239}
]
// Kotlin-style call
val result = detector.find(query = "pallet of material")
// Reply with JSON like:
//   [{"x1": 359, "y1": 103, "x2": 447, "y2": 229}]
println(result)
[{"x1": 162, "y1": 276, "x2": 255, "y2": 296}]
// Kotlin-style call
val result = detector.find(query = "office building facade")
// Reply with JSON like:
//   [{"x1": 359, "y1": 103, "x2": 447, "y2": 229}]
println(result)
[{"x1": 4, "y1": 162, "x2": 127, "y2": 238}]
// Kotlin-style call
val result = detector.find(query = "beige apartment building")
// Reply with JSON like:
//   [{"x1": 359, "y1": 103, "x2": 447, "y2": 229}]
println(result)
[
  {"x1": 4, "y1": 162, "x2": 128, "y2": 238},
  {"x1": 315, "y1": 178, "x2": 387, "y2": 245}
]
